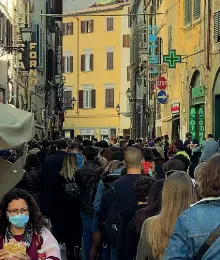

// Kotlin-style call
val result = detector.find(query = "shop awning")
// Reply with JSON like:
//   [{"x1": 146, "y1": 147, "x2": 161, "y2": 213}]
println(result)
[
  {"x1": 155, "y1": 115, "x2": 180, "y2": 127},
  {"x1": 0, "y1": 104, "x2": 35, "y2": 150}
]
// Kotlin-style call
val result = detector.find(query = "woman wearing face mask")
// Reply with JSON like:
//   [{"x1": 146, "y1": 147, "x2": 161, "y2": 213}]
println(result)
[{"x1": 0, "y1": 189, "x2": 61, "y2": 260}]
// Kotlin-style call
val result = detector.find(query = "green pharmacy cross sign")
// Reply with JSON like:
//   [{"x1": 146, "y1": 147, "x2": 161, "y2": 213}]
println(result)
[{"x1": 163, "y1": 49, "x2": 182, "y2": 69}]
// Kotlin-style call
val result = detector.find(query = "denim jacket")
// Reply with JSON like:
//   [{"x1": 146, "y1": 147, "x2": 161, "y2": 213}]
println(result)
[{"x1": 164, "y1": 198, "x2": 220, "y2": 260}]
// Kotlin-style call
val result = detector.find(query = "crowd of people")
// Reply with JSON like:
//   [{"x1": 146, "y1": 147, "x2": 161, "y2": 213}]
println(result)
[{"x1": 0, "y1": 132, "x2": 220, "y2": 260}]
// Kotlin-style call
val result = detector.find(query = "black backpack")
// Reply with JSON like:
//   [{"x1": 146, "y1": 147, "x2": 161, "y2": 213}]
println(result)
[
  {"x1": 103, "y1": 188, "x2": 122, "y2": 246},
  {"x1": 102, "y1": 173, "x2": 121, "y2": 193}
]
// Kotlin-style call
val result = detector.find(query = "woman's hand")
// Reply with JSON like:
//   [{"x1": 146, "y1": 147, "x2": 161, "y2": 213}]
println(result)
[
  {"x1": 10, "y1": 253, "x2": 30, "y2": 260},
  {"x1": 0, "y1": 249, "x2": 9, "y2": 260}
]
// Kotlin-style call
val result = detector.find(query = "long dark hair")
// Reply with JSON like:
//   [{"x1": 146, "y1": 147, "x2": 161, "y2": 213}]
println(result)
[
  {"x1": 0, "y1": 189, "x2": 47, "y2": 236},
  {"x1": 23, "y1": 154, "x2": 41, "y2": 173},
  {"x1": 136, "y1": 179, "x2": 165, "y2": 235}
]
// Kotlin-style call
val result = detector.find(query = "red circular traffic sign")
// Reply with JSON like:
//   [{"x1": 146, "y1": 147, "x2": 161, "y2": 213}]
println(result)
[{"x1": 157, "y1": 76, "x2": 167, "y2": 90}]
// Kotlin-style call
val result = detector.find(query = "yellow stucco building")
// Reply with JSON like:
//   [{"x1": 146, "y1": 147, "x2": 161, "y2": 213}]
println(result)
[
  {"x1": 153, "y1": 0, "x2": 217, "y2": 143},
  {"x1": 62, "y1": 1, "x2": 131, "y2": 140}
]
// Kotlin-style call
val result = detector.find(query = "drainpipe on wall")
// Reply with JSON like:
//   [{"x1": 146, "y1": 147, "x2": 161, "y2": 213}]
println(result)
[
  {"x1": 73, "y1": 16, "x2": 80, "y2": 115},
  {"x1": 205, "y1": 0, "x2": 211, "y2": 70}
]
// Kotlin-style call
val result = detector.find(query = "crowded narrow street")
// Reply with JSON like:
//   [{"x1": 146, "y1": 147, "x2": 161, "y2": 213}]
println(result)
[{"x1": 0, "y1": 0, "x2": 220, "y2": 260}]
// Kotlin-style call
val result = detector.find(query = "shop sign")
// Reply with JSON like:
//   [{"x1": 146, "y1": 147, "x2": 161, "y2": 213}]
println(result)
[
  {"x1": 190, "y1": 107, "x2": 197, "y2": 140},
  {"x1": 57, "y1": 46, "x2": 62, "y2": 75},
  {"x1": 171, "y1": 103, "x2": 180, "y2": 114},
  {"x1": 81, "y1": 129, "x2": 95, "y2": 136},
  {"x1": 148, "y1": 25, "x2": 159, "y2": 74},
  {"x1": 198, "y1": 107, "x2": 205, "y2": 144},
  {"x1": 163, "y1": 49, "x2": 181, "y2": 69},
  {"x1": 101, "y1": 129, "x2": 109, "y2": 135},
  {"x1": 192, "y1": 85, "x2": 205, "y2": 99}
]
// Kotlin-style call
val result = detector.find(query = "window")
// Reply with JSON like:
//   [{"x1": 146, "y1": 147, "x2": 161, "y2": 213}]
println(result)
[
  {"x1": 193, "y1": 0, "x2": 200, "y2": 20},
  {"x1": 107, "y1": 17, "x2": 114, "y2": 31},
  {"x1": 64, "y1": 91, "x2": 72, "y2": 109},
  {"x1": 214, "y1": 11, "x2": 220, "y2": 43},
  {"x1": 106, "y1": 51, "x2": 114, "y2": 70},
  {"x1": 184, "y1": 0, "x2": 191, "y2": 25},
  {"x1": 62, "y1": 22, "x2": 73, "y2": 35},
  {"x1": 63, "y1": 56, "x2": 73, "y2": 73},
  {"x1": 105, "y1": 86, "x2": 115, "y2": 108},
  {"x1": 81, "y1": 20, "x2": 94, "y2": 33},
  {"x1": 123, "y1": 34, "x2": 130, "y2": 48},
  {"x1": 79, "y1": 88, "x2": 96, "y2": 109},
  {"x1": 168, "y1": 25, "x2": 172, "y2": 51},
  {"x1": 81, "y1": 54, "x2": 94, "y2": 72}
]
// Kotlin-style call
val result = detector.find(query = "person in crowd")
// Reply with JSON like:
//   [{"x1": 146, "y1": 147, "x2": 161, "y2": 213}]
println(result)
[
  {"x1": 16, "y1": 154, "x2": 41, "y2": 205},
  {"x1": 127, "y1": 139, "x2": 135, "y2": 147},
  {"x1": 0, "y1": 189, "x2": 60, "y2": 260},
  {"x1": 75, "y1": 146, "x2": 103, "y2": 260},
  {"x1": 163, "y1": 135, "x2": 170, "y2": 159},
  {"x1": 162, "y1": 158, "x2": 185, "y2": 178},
  {"x1": 101, "y1": 148, "x2": 113, "y2": 163},
  {"x1": 70, "y1": 142, "x2": 83, "y2": 169},
  {"x1": 151, "y1": 157, "x2": 166, "y2": 179},
  {"x1": 111, "y1": 150, "x2": 124, "y2": 162},
  {"x1": 142, "y1": 148, "x2": 155, "y2": 175},
  {"x1": 193, "y1": 162, "x2": 206, "y2": 200},
  {"x1": 164, "y1": 154, "x2": 220, "y2": 259},
  {"x1": 192, "y1": 133, "x2": 220, "y2": 162},
  {"x1": 28, "y1": 142, "x2": 41, "y2": 155},
  {"x1": 90, "y1": 160, "x2": 123, "y2": 260},
  {"x1": 76, "y1": 135, "x2": 83, "y2": 143},
  {"x1": 47, "y1": 144, "x2": 57, "y2": 157},
  {"x1": 55, "y1": 153, "x2": 81, "y2": 260},
  {"x1": 137, "y1": 171, "x2": 197, "y2": 260},
  {"x1": 173, "y1": 139, "x2": 190, "y2": 171},
  {"x1": 92, "y1": 138, "x2": 98, "y2": 146},
  {"x1": 184, "y1": 132, "x2": 193, "y2": 157},
  {"x1": 37, "y1": 139, "x2": 50, "y2": 167},
  {"x1": 40, "y1": 139, "x2": 68, "y2": 217},
  {"x1": 154, "y1": 137, "x2": 165, "y2": 159},
  {"x1": 82, "y1": 139, "x2": 93, "y2": 147},
  {"x1": 124, "y1": 176, "x2": 156, "y2": 260},
  {"x1": 99, "y1": 147, "x2": 143, "y2": 260}
]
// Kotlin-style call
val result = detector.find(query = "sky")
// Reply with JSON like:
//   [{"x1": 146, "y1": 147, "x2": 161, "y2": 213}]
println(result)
[{"x1": 63, "y1": 0, "x2": 96, "y2": 13}]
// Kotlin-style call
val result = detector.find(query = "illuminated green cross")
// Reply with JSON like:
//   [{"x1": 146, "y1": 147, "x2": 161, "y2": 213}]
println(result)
[{"x1": 163, "y1": 49, "x2": 182, "y2": 68}]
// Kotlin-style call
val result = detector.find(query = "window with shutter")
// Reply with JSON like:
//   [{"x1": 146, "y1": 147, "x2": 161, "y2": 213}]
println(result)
[
  {"x1": 105, "y1": 88, "x2": 114, "y2": 108},
  {"x1": 62, "y1": 23, "x2": 65, "y2": 35},
  {"x1": 91, "y1": 89, "x2": 96, "y2": 108},
  {"x1": 70, "y1": 56, "x2": 73, "y2": 72},
  {"x1": 214, "y1": 11, "x2": 220, "y2": 43},
  {"x1": 81, "y1": 20, "x2": 94, "y2": 33},
  {"x1": 90, "y1": 54, "x2": 94, "y2": 71},
  {"x1": 107, "y1": 52, "x2": 114, "y2": 70},
  {"x1": 81, "y1": 55, "x2": 86, "y2": 71},
  {"x1": 193, "y1": 0, "x2": 200, "y2": 20},
  {"x1": 79, "y1": 90, "x2": 84, "y2": 109},
  {"x1": 67, "y1": 22, "x2": 73, "y2": 35},
  {"x1": 123, "y1": 35, "x2": 130, "y2": 48},
  {"x1": 184, "y1": 0, "x2": 191, "y2": 26},
  {"x1": 64, "y1": 91, "x2": 72, "y2": 109},
  {"x1": 168, "y1": 25, "x2": 172, "y2": 51},
  {"x1": 128, "y1": 7, "x2": 131, "y2": 28},
  {"x1": 83, "y1": 90, "x2": 92, "y2": 108},
  {"x1": 107, "y1": 17, "x2": 114, "y2": 31},
  {"x1": 64, "y1": 56, "x2": 73, "y2": 73}
]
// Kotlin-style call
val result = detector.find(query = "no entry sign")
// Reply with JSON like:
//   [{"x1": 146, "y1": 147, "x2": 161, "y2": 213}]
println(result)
[{"x1": 157, "y1": 76, "x2": 167, "y2": 90}]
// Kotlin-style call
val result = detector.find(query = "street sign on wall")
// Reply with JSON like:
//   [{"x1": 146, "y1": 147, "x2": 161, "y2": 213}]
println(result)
[
  {"x1": 157, "y1": 90, "x2": 168, "y2": 104},
  {"x1": 157, "y1": 76, "x2": 167, "y2": 90}
]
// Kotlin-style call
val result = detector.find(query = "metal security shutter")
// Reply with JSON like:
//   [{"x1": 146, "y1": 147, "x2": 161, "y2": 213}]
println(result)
[
  {"x1": 193, "y1": 0, "x2": 200, "y2": 20},
  {"x1": 184, "y1": 0, "x2": 191, "y2": 25},
  {"x1": 168, "y1": 25, "x2": 172, "y2": 51},
  {"x1": 214, "y1": 11, "x2": 220, "y2": 43}
]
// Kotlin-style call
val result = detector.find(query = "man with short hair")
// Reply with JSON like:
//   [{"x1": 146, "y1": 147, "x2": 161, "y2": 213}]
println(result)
[
  {"x1": 99, "y1": 147, "x2": 143, "y2": 260},
  {"x1": 193, "y1": 134, "x2": 219, "y2": 162}
]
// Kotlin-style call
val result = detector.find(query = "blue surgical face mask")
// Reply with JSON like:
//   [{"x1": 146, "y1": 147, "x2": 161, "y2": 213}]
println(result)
[
  {"x1": 148, "y1": 169, "x2": 154, "y2": 177},
  {"x1": 9, "y1": 214, "x2": 29, "y2": 228}
]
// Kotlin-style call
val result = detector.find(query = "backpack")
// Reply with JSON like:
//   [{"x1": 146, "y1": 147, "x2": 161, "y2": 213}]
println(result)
[
  {"x1": 62, "y1": 179, "x2": 80, "y2": 200},
  {"x1": 102, "y1": 173, "x2": 121, "y2": 193},
  {"x1": 103, "y1": 188, "x2": 122, "y2": 246}
]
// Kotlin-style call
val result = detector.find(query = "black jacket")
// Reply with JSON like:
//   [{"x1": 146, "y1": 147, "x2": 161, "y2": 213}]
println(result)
[
  {"x1": 75, "y1": 160, "x2": 102, "y2": 217},
  {"x1": 37, "y1": 148, "x2": 50, "y2": 167},
  {"x1": 39, "y1": 150, "x2": 67, "y2": 216}
]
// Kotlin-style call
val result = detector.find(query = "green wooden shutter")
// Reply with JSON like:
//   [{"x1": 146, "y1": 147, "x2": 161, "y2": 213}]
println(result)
[
  {"x1": 184, "y1": 0, "x2": 191, "y2": 25},
  {"x1": 193, "y1": 0, "x2": 200, "y2": 20}
]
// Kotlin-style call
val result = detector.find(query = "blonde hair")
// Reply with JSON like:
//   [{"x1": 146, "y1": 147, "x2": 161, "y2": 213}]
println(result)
[
  {"x1": 105, "y1": 160, "x2": 120, "y2": 173},
  {"x1": 60, "y1": 153, "x2": 78, "y2": 181},
  {"x1": 147, "y1": 171, "x2": 197, "y2": 259}
]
